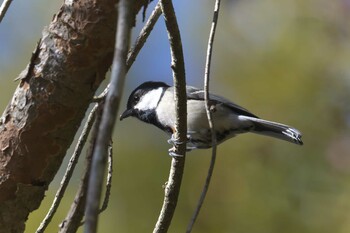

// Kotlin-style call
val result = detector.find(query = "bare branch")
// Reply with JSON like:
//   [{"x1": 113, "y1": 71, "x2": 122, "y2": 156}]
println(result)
[
  {"x1": 36, "y1": 104, "x2": 100, "y2": 233},
  {"x1": 84, "y1": 0, "x2": 133, "y2": 232},
  {"x1": 95, "y1": 2, "x2": 162, "y2": 101},
  {"x1": 186, "y1": 0, "x2": 221, "y2": 232},
  {"x1": 99, "y1": 143, "x2": 113, "y2": 213},
  {"x1": 153, "y1": 0, "x2": 187, "y2": 232},
  {"x1": 58, "y1": 103, "x2": 104, "y2": 233},
  {"x1": 126, "y1": 2, "x2": 162, "y2": 70},
  {"x1": 0, "y1": 0, "x2": 13, "y2": 23}
]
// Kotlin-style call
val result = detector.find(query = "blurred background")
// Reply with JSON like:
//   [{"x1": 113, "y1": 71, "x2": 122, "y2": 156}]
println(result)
[{"x1": 1, "y1": 0, "x2": 350, "y2": 232}]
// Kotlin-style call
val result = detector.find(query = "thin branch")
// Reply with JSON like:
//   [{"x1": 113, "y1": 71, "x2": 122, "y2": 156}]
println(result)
[
  {"x1": 153, "y1": 0, "x2": 187, "y2": 232},
  {"x1": 58, "y1": 102, "x2": 104, "y2": 233},
  {"x1": 36, "y1": 104, "x2": 100, "y2": 233},
  {"x1": 0, "y1": 0, "x2": 13, "y2": 23},
  {"x1": 84, "y1": 0, "x2": 133, "y2": 232},
  {"x1": 94, "y1": 1, "x2": 162, "y2": 101},
  {"x1": 99, "y1": 143, "x2": 113, "y2": 213},
  {"x1": 126, "y1": 1, "x2": 161, "y2": 70},
  {"x1": 76, "y1": 141, "x2": 113, "y2": 229},
  {"x1": 64, "y1": 140, "x2": 113, "y2": 232},
  {"x1": 186, "y1": 0, "x2": 221, "y2": 232},
  {"x1": 74, "y1": 141, "x2": 113, "y2": 229}
]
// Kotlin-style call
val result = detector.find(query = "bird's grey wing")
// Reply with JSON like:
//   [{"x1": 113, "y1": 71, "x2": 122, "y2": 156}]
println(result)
[{"x1": 185, "y1": 86, "x2": 258, "y2": 118}]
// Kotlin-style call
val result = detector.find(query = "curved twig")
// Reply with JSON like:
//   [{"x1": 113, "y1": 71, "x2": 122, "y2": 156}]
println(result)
[
  {"x1": 153, "y1": 0, "x2": 187, "y2": 232},
  {"x1": 186, "y1": 0, "x2": 221, "y2": 232}
]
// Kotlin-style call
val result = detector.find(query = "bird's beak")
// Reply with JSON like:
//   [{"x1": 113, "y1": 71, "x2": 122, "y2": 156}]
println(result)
[{"x1": 120, "y1": 108, "x2": 134, "y2": 121}]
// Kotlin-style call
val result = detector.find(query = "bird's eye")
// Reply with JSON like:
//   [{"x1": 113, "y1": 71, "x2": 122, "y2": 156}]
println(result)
[{"x1": 133, "y1": 95, "x2": 140, "y2": 102}]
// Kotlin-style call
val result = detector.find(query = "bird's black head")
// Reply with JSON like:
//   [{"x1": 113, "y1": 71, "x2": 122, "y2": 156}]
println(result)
[{"x1": 120, "y1": 81, "x2": 170, "y2": 121}]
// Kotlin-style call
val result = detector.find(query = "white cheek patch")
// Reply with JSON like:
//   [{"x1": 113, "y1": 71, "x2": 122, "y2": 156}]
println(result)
[{"x1": 135, "y1": 88, "x2": 164, "y2": 111}]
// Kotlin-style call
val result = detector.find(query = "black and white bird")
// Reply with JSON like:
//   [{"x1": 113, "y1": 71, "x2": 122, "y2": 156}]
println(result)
[{"x1": 120, "y1": 81, "x2": 303, "y2": 151}]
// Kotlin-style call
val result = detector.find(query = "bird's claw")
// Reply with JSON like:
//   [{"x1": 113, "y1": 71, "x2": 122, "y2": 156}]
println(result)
[
  {"x1": 167, "y1": 134, "x2": 186, "y2": 146},
  {"x1": 168, "y1": 147, "x2": 184, "y2": 157}
]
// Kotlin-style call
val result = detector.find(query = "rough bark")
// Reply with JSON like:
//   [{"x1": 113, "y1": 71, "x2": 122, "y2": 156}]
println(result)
[{"x1": 0, "y1": 0, "x2": 147, "y2": 232}]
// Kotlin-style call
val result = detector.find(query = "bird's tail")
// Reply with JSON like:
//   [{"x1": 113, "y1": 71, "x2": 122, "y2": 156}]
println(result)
[{"x1": 239, "y1": 116, "x2": 303, "y2": 145}]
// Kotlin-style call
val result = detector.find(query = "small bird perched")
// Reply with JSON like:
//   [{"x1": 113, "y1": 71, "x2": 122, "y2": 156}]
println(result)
[{"x1": 120, "y1": 81, "x2": 303, "y2": 152}]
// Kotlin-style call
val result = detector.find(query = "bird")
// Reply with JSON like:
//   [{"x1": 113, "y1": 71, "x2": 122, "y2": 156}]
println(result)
[{"x1": 120, "y1": 81, "x2": 303, "y2": 153}]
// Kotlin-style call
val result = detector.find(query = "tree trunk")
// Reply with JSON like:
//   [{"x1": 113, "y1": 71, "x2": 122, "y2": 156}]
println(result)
[{"x1": 0, "y1": 0, "x2": 146, "y2": 232}]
